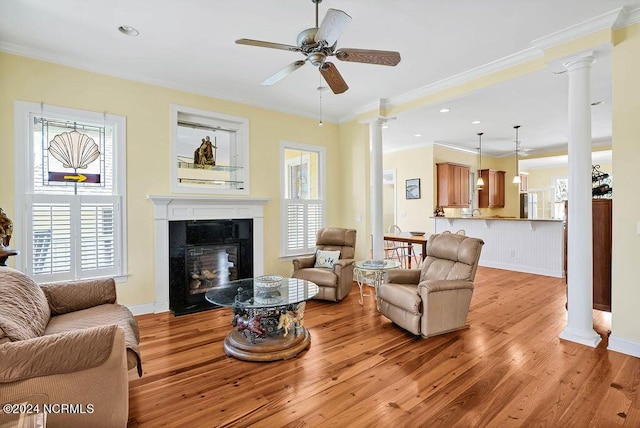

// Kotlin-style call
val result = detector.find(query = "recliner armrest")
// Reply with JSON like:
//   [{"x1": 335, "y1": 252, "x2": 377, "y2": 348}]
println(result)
[
  {"x1": 0, "y1": 325, "x2": 123, "y2": 382},
  {"x1": 40, "y1": 277, "x2": 117, "y2": 315},
  {"x1": 292, "y1": 255, "x2": 316, "y2": 271},
  {"x1": 419, "y1": 279, "x2": 474, "y2": 293},
  {"x1": 386, "y1": 269, "x2": 420, "y2": 285},
  {"x1": 333, "y1": 258, "x2": 354, "y2": 273}
]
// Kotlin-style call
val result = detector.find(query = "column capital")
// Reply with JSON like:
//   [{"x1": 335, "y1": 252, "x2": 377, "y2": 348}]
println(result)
[
  {"x1": 562, "y1": 52, "x2": 595, "y2": 71},
  {"x1": 359, "y1": 116, "x2": 396, "y2": 127}
]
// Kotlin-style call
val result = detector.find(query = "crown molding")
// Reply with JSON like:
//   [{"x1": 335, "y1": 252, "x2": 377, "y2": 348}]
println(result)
[
  {"x1": 0, "y1": 41, "x2": 341, "y2": 124},
  {"x1": 531, "y1": 8, "x2": 623, "y2": 50},
  {"x1": 614, "y1": 5, "x2": 640, "y2": 29}
]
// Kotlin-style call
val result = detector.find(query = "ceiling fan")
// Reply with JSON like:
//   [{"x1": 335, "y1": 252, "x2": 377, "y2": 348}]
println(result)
[{"x1": 235, "y1": 0, "x2": 401, "y2": 94}]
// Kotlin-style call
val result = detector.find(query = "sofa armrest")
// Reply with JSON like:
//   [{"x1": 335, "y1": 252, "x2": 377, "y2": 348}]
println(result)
[
  {"x1": 0, "y1": 325, "x2": 123, "y2": 382},
  {"x1": 40, "y1": 277, "x2": 117, "y2": 315},
  {"x1": 0, "y1": 326, "x2": 129, "y2": 428},
  {"x1": 292, "y1": 255, "x2": 316, "y2": 271},
  {"x1": 419, "y1": 279, "x2": 474, "y2": 293},
  {"x1": 386, "y1": 269, "x2": 420, "y2": 285}
]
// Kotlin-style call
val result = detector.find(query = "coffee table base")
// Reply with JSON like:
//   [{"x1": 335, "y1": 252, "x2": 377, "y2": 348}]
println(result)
[{"x1": 224, "y1": 327, "x2": 311, "y2": 362}]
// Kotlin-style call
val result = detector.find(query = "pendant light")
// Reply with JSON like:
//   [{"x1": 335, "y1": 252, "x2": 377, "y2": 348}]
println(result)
[
  {"x1": 512, "y1": 125, "x2": 521, "y2": 184},
  {"x1": 476, "y1": 132, "x2": 485, "y2": 189}
]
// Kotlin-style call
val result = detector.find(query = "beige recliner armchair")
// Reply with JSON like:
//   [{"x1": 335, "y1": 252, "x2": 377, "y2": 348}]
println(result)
[
  {"x1": 292, "y1": 227, "x2": 356, "y2": 302},
  {"x1": 377, "y1": 233, "x2": 484, "y2": 337}
]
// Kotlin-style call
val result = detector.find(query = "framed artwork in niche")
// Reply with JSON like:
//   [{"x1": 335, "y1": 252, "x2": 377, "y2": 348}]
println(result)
[{"x1": 406, "y1": 178, "x2": 420, "y2": 199}]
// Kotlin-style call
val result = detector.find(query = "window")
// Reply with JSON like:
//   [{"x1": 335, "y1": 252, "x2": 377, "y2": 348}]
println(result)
[
  {"x1": 280, "y1": 142, "x2": 325, "y2": 257},
  {"x1": 14, "y1": 101, "x2": 127, "y2": 282}
]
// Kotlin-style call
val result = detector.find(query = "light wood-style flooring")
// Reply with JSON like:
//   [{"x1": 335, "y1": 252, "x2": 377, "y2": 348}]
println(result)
[{"x1": 127, "y1": 267, "x2": 640, "y2": 427}]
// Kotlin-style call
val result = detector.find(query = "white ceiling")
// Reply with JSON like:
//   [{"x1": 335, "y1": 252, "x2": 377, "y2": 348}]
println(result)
[{"x1": 1, "y1": 0, "x2": 638, "y2": 156}]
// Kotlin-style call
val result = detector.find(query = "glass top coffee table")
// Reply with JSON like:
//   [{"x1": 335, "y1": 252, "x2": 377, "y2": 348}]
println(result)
[{"x1": 205, "y1": 276, "x2": 319, "y2": 362}]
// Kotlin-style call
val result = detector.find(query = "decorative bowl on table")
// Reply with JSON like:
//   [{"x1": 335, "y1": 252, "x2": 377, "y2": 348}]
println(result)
[
  {"x1": 254, "y1": 275, "x2": 283, "y2": 291},
  {"x1": 409, "y1": 231, "x2": 425, "y2": 236}
]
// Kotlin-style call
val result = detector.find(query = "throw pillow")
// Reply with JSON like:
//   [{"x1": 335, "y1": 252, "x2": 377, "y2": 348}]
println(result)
[{"x1": 314, "y1": 250, "x2": 341, "y2": 269}]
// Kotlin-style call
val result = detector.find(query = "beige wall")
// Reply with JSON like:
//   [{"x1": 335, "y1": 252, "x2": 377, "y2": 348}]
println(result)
[
  {"x1": 611, "y1": 23, "x2": 640, "y2": 343},
  {"x1": 0, "y1": 52, "x2": 343, "y2": 306},
  {"x1": 383, "y1": 145, "x2": 434, "y2": 234}
]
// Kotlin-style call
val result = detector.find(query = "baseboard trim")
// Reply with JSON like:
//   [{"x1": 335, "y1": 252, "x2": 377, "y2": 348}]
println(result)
[
  {"x1": 480, "y1": 261, "x2": 564, "y2": 278},
  {"x1": 608, "y1": 335, "x2": 640, "y2": 358},
  {"x1": 127, "y1": 303, "x2": 158, "y2": 316}
]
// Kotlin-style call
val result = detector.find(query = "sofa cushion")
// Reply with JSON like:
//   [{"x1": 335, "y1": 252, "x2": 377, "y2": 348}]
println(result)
[
  {"x1": 44, "y1": 303, "x2": 141, "y2": 372},
  {"x1": 0, "y1": 267, "x2": 50, "y2": 341}
]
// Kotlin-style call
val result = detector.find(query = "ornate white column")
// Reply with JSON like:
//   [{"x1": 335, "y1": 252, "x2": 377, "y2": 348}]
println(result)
[
  {"x1": 559, "y1": 53, "x2": 601, "y2": 347},
  {"x1": 369, "y1": 119, "x2": 385, "y2": 260}
]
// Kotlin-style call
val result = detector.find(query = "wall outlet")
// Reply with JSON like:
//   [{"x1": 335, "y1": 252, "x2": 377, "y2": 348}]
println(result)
[
  {"x1": 355, "y1": 214, "x2": 362, "y2": 222},
  {"x1": 510, "y1": 250, "x2": 516, "y2": 257}
]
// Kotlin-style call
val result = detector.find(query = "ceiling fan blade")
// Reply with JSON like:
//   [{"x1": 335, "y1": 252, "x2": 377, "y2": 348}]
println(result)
[
  {"x1": 315, "y1": 9, "x2": 352, "y2": 46},
  {"x1": 336, "y1": 48, "x2": 401, "y2": 66},
  {"x1": 261, "y1": 60, "x2": 306, "y2": 86},
  {"x1": 236, "y1": 38, "x2": 300, "y2": 52},
  {"x1": 319, "y1": 62, "x2": 348, "y2": 94}
]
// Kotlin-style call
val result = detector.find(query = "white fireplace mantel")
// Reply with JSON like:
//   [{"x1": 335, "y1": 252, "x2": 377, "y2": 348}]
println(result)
[{"x1": 147, "y1": 195, "x2": 270, "y2": 313}]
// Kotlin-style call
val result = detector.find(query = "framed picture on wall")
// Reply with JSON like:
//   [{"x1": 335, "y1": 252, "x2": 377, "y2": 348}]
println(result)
[{"x1": 406, "y1": 178, "x2": 421, "y2": 199}]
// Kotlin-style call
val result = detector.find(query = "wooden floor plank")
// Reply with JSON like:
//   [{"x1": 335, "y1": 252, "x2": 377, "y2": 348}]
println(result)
[{"x1": 127, "y1": 267, "x2": 640, "y2": 427}]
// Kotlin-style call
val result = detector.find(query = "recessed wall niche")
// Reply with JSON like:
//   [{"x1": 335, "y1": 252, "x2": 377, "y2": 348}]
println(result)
[{"x1": 170, "y1": 104, "x2": 250, "y2": 195}]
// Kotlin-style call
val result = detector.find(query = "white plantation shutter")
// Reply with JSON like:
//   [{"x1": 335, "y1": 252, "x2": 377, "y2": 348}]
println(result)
[
  {"x1": 80, "y1": 200, "x2": 117, "y2": 273},
  {"x1": 31, "y1": 200, "x2": 72, "y2": 277},
  {"x1": 28, "y1": 195, "x2": 119, "y2": 281},
  {"x1": 284, "y1": 200, "x2": 323, "y2": 256}
]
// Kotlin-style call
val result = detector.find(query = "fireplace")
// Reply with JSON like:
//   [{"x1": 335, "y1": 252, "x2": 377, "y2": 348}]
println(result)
[
  {"x1": 148, "y1": 195, "x2": 269, "y2": 314},
  {"x1": 169, "y1": 219, "x2": 253, "y2": 315}
]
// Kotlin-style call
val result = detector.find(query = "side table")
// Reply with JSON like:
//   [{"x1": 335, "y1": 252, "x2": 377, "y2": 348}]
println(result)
[{"x1": 354, "y1": 259, "x2": 401, "y2": 308}]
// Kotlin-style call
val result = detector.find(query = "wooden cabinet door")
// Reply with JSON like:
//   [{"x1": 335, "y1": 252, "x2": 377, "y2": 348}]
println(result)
[
  {"x1": 495, "y1": 171, "x2": 505, "y2": 207},
  {"x1": 478, "y1": 169, "x2": 505, "y2": 208},
  {"x1": 436, "y1": 163, "x2": 470, "y2": 208}
]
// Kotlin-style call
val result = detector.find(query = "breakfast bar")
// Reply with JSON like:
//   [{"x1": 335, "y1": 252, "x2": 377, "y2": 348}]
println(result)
[{"x1": 432, "y1": 216, "x2": 565, "y2": 278}]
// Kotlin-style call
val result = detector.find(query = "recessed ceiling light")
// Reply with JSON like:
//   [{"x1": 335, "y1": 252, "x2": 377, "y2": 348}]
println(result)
[
  {"x1": 439, "y1": 108, "x2": 450, "y2": 113},
  {"x1": 414, "y1": 133, "x2": 422, "y2": 137},
  {"x1": 472, "y1": 120, "x2": 481, "y2": 124},
  {"x1": 591, "y1": 101, "x2": 604, "y2": 106},
  {"x1": 118, "y1": 25, "x2": 140, "y2": 36}
]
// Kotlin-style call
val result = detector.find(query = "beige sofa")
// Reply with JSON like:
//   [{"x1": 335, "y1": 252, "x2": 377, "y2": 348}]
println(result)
[
  {"x1": 0, "y1": 267, "x2": 141, "y2": 428},
  {"x1": 292, "y1": 227, "x2": 356, "y2": 301},
  {"x1": 377, "y1": 233, "x2": 484, "y2": 337}
]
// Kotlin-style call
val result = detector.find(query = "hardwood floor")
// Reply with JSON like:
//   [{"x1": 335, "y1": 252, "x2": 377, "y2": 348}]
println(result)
[{"x1": 127, "y1": 267, "x2": 640, "y2": 427}]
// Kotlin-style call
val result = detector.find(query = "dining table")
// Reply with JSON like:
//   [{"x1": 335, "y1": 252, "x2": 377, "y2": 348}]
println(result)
[{"x1": 383, "y1": 232, "x2": 430, "y2": 269}]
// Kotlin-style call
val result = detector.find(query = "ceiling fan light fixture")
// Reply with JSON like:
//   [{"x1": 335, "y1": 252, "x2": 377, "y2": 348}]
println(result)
[{"x1": 235, "y1": 1, "x2": 400, "y2": 94}]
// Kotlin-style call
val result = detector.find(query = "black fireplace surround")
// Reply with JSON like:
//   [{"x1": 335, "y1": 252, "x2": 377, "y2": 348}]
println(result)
[{"x1": 169, "y1": 219, "x2": 253, "y2": 315}]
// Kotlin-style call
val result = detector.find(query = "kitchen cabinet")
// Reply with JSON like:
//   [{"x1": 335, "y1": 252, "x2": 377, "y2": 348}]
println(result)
[
  {"x1": 436, "y1": 162, "x2": 470, "y2": 208},
  {"x1": 478, "y1": 169, "x2": 505, "y2": 208}
]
